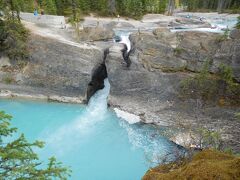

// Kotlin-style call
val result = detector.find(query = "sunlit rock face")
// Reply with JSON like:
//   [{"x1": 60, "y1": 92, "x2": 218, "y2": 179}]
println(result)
[{"x1": 22, "y1": 34, "x2": 103, "y2": 97}]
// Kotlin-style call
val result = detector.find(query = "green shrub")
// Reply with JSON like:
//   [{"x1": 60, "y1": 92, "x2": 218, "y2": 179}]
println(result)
[
  {"x1": 180, "y1": 62, "x2": 240, "y2": 105},
  {"x1": 197, "y1": 128, "x2": 222, "y2": 150},
  {"x1": 173, "y1": 47, "x2": 184, "y2": 56},
  {"x1": 0, "y1": 19, "x2": 29, "y2": 61},
  {"x1": 180, "y1": 60, "x2": 218, "y2": 101},
  {"x1": 236, "y1": 16, "x2": 240, "y2": 29},
  {"x1": 235, "y1": 112, "x2": 240, "y2": 120},
  {"x1": 3, "y1": 76, "x2": 14, "y2": 84},
  {"x1": 0, "y1": 111, "x2": 71, "y2": 179},
  {"x1": 216, "y1": 29, "x2": 230, "y2": 42}
]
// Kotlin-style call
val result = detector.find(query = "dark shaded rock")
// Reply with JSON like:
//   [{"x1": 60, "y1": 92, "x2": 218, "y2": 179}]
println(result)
[
  {"x1": 121, "y1": 44, "x2": 131, "y2": 67},
  {"x1": 86, "y1": 63, "x2": 108, "y2": 103}
]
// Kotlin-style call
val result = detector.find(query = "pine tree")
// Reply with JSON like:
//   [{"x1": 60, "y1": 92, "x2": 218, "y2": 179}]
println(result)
[
  {"x1": 0, "y1": 111, "x2": 71, "y2": 179},
  {"x1": 42, "y1": 0, "x2": 57, "y2": 15}
]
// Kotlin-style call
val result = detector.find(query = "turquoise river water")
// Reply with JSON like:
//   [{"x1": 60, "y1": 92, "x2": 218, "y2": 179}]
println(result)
[{"x1": 0, "y1": 80, "x2": 183, "y2": 180}]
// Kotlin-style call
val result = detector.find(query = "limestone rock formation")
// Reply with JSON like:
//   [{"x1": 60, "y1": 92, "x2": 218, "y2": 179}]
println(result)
[
  {"x1": 105, "y1": 29, "x2": 240, "y2": 152},
  {"x1": 2, "y1": 34, "x2": 103, "y2": 98},
  {"x1": 130, "y1": 29, "x2": 240, "y2": 82}
]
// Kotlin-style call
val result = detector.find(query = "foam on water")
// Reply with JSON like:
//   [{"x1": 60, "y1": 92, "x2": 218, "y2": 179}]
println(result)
[
  {"x1": 114, "y1": 108, "x2": 141, "y2": 124},
  {"x1": 114, "y1": 30, "x2": 132, "y2": 52},
  {"x1": 119, "y1": 34, "x2": 131, "y2": 52}
]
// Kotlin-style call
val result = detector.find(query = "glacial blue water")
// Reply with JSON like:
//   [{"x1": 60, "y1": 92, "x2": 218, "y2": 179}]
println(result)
[{"x1": 0, "y1": 81, "x2": 183, "y2": 180}]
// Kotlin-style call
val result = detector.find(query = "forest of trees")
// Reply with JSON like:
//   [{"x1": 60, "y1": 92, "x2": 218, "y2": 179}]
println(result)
[
  {"x1": 1, "y1": 0, "x2": 239, "y2": 20},
  {"x1": 181, "y1": 0, "x2": 240, "y2": 13}
]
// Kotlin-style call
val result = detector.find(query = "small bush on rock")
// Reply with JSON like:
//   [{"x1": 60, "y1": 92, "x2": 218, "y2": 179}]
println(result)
[
  {"x1": 236, "y1": 16, "x2": 240, "y2": 29},
  {"x1": 180, "y1": 62, "x2": 240, "y2": 105},
  {"x1": 0, "y1": 19, "x2": 29, "y2": 61}
]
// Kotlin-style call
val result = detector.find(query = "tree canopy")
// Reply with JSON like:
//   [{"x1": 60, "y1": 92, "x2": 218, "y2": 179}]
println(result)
[
  {"x1": 0, "y1": 111, "x2": 71, "y2": 179},
  {"x1": 0, "y1": 0, "x2": 29, "y2": 60},
  {"x1": 180, "y1": 0, "x2": 240, "y2": 13}
]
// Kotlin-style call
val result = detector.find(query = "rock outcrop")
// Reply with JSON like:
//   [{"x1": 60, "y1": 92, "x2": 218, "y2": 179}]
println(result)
[
  {"x1": 0, "y1": 34, "x2": 103, "y2": 98},
  {"x1": 105, "y1": 29, "x2": 240, "y2": 152},
  {"x1": 130, "y1": 28, "x2": 240, "y2": 82},
  {"x1": 78, "y1": 26, "x2": 114, "y2": 41}
]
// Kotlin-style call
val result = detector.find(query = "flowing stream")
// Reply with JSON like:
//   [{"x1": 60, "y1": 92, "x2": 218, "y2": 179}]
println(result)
[
  {"x1": 0, "y1": 79, "x2": 184, "y2": 180},
  {"x1": 114, "y1": 29, "x2": 133, "y2": 52}
]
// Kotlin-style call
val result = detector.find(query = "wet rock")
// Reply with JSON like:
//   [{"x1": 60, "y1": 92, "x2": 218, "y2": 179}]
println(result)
[{"x1": 86, "y1": 63, "x2": 108, "y2": 103}]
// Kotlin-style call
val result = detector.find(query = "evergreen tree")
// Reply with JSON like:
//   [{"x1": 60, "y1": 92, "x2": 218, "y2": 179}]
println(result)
[
  {"x1": 236, "y1": 16, "x2": 240, "y2": 29},
  {"x1": 42, "y1": 0, "x2": 57, "y2": 15}
]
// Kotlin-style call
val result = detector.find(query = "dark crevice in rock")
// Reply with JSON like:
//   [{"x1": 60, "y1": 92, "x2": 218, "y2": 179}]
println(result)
[
  {"x1": 121, "y1": 44, "x2": 132, "y2": 67},
  {"x1": 86, "y1": 49, "x2": 109, "y2": 103}
]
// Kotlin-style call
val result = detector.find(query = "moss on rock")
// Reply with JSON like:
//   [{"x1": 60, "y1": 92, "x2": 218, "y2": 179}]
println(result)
[{"x1": 142, "y1": 150, "x2": 240, "y2": 180}]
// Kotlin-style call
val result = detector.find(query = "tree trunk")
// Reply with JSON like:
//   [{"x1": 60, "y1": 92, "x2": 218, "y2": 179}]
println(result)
[
  {"x1": 218, "y1": 0, "x2": 225, "y2": 13},
  {"x1": 167, "y1": 0, "x2": 175, "y2": 16},
  {"x1": 108, "y1": 0, "x2": 116, "y2": 15},
  {"x1": 72, "y1": 0, "x2": 77, "y2": 21}
]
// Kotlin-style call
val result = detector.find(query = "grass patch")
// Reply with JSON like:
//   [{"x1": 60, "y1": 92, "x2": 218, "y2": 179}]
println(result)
[
  {"x1": 3, "y1": 76, "x2": 14, "y2": 84},
  {"x1": 173, "y1": 47, "x2": 184, "y2": 56}
]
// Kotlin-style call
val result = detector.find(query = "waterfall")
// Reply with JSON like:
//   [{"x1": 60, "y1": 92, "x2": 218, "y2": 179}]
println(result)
[
  {"x1": 87, "y1": 78, "x2": 110, "y2": 117},
  {"x1": 119, "y1": 33, "x2": 131, "y2": 53},
  {"x1": 114, "y1": 30, "x2": 131, "y2": 52},
  {"x1": 43, "y1": 79, "x2": 110, "y2": 151}
]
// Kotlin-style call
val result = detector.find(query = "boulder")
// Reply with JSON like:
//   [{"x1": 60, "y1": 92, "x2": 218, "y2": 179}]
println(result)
[
  {"x1": 177, "y1": 31, "x2": 220, "y2": 72},
  {"x1": 230, "y1": 29, "x2": 240, "y2": 39},
  {"x1": 152, "y1": 28, "x2": 177, "y2": 47},
  {"x1": 130, "y1": 32, "x2": 187, "y2": 72},
  {"x1": 0, "y1": 56, "x2": 11, "y2": 67}
]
